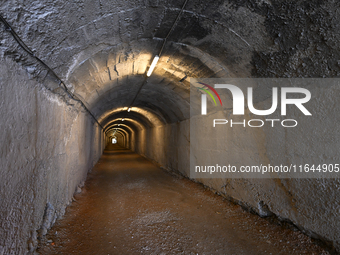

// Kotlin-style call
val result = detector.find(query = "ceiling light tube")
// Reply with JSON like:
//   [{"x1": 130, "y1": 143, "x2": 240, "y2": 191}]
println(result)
[
  {"x1": 147, "y1": 55, "x2": 159, "y2": 77},
  {"x1": 127, "y1": 107, "x2": 131, "y2": 112},
  {"x1": 122, "y1": 118, "x2": 125, "y2": 121}
]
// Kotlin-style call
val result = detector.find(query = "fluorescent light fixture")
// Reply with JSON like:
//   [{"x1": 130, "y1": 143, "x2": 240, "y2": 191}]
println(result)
[
  {"x1": 118, "y1": 124, "x2": 120, "y2": 126},
  {"x1": 127, "y1": 107, "x2": 131, "y2": 112},
  {"x1": 122, "y1": 118, "x2": 125, "y2": 121},
  {"x1": 147, "y1": 55, "x2": 159, "y2": 77}
]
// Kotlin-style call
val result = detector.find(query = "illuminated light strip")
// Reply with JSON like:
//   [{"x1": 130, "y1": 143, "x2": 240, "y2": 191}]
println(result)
[{"x1": 147, "y1": 55, "x2": 159, "y2": 77}]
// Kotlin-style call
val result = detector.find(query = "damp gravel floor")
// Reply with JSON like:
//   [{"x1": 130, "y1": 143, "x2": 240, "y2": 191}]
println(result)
[{"x1": 37, "y1": 144, "x2": 329, "y2": 255}]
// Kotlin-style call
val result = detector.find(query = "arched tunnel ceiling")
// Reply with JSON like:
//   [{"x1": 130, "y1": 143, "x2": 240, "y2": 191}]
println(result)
[
  {"x1": 105, "y1": 118, "x2": 145, "y2": 133},
  {"x1": 106, "y1": 124, "x2": 134, "y2": 140},
  {"x1": 0, "y1": 0, "x2": 263, "y2": 128},
  {"x1": 67, "y1": 38, "x2": 229, "y2": 124},
  {"x1": 2, "y1": 0, "x2": 339, "y2": 128},
  {"x1": 107, "y1": 128, "x2": 129, "y2": 138},
  {"x1": 108, "y1": 130, "x2": 125, "y2": 140},
  {"x1": 100, "y1": 107, "x2": 165, "y2": 128},
  {"x1": 107, "y1": 125, "x2": 131, "y2": 136},
  {"x1": 108, "y1": 128, "x2": 127, "y2": 137},
  {"x1": 60, "y1": 3, "x2": 263, "y2": 125}
]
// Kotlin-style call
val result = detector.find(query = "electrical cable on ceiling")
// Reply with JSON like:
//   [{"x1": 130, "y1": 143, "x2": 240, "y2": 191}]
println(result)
[
  {"x1": 128, "y1": 0, "x2": 189, "y2": 109},
  {"x1": 0, "y1": 13, "x2": 104, "y2": 130},
  {"x1": 158, "y1": 0, "x2": 189, "y2": 57},
  {"x1": 0, "y1": 0, "x2": 188, "y2": 126}
]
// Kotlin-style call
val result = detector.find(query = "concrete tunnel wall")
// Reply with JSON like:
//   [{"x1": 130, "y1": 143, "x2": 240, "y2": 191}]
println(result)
[
  {"x1": 0, "y1": 58, "x2": 106, "y2": 254},
  {"x1": 1, "y1": 0, "x2": 340, "y2": 253}
]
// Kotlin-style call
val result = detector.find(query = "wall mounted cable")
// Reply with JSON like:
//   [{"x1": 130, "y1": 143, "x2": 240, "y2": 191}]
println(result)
[{"x1": 0, "y1": 13, "x2": 104, "y2": 130}]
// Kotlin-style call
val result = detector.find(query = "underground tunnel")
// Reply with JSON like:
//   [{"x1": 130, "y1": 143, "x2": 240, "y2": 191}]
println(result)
[{"x1": 1, "y1": 0, "x2": 340, "y2": 254}]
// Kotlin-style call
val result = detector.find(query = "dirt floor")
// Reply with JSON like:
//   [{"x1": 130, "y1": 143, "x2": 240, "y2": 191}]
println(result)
[{"x1": 37, "y1": 144, "x2": 330, "y2": 255}]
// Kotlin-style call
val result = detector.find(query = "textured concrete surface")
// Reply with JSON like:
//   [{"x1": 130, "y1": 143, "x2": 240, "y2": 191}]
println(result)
[
  {"x1": 0, "y1": 55, "x2": 104, "y2": 254},
  {"x1": 1, "y1": 0, "x2": 340, "y2": 253}
]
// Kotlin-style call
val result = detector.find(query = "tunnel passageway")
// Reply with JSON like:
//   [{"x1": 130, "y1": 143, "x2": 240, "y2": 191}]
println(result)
[
  {"x1": 1, "y1": 1, "x2": 340, "y2": 254},
  {"x1": 37, "y1": 144, "x2": 328, "y2": 255}
]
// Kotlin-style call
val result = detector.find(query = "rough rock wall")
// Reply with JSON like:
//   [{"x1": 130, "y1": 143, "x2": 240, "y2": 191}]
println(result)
[{"x1": 0, "y1": 57, "x2": 104, "y2": 254}]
